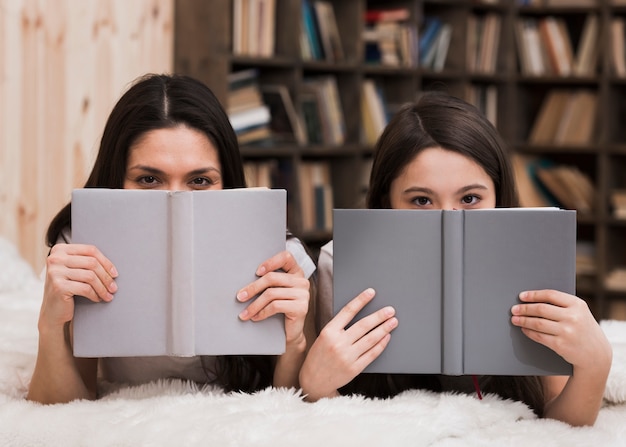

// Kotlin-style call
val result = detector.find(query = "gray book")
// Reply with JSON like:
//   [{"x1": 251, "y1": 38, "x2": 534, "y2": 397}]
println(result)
[
  {"x1": 333, "y1": 208, "x2": 575, "y2": 376},
  {"x1": 71, "y1": 188, "x2": 286, "y2": 357}
]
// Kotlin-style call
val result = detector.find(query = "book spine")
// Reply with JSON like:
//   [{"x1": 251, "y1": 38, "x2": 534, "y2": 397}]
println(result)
[
  {"x1": 442, "y1": 210, "x2": 464, "y2": 375},
  {"x1": 168, "y1": 191, "x2": 195, "y2": 356}
]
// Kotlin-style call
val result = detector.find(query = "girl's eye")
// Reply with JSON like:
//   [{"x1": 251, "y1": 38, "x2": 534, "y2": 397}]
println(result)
[
  {"x1": 462, "y1": 194, "x2": 480, "y2": 205},
  {"x1": 412, "y1": 196, "x2": 431, "y2": 206}
]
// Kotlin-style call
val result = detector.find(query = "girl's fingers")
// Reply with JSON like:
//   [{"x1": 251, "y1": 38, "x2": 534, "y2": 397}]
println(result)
[
  {"x1": 344, "y1": 305, "x2": 396, "y2": 344},
  {"x1": 328, "y1": 288, "x2": 377, "y2": 330},
  {"x1": 511, "y1": 314, "x2": 561, "y2": 336},
  {"x1": 352, "y1": 316, "x2": 398, "y2": 353},
  {"x1": 518, "y1": 289, "x2": 574, "y2": 307}
]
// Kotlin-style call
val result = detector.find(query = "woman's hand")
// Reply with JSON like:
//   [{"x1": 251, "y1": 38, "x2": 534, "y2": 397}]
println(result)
[
  {"x1": 299, "y1": 288, "x2": 398, "y2": 401},
  {"x1": 237, "y1": 250, "x2": 310, "y2": 349},
  {"x1": 28, "y1": 243, "x2": 116, "y2": 404},
  {"x1": 41, "y1": 244, "x2": 118, "y2": 330}
]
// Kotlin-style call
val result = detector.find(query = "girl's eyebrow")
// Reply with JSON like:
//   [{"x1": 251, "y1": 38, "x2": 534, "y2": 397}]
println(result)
[
  {"x1": 456, "y1": 184, "x2": 489, "y2": 194},
  {"x1": 402, "y1": 186, "x2": 435, "y2": 195}
]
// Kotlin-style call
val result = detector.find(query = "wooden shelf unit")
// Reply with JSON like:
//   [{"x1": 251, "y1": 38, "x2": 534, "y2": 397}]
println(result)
[{"x1": 174, "y1": 0, "x2": 626, "y2": 319}]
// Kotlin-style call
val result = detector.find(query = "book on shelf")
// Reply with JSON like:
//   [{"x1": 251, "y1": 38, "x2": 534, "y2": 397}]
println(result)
[
  {"x1": 301, "y1": 76, "x2": 345, "y2": 146},
  {"x1": 538, "y1": 16, "x2": 573, "y2": 76},
  {"x1": 364, "y1": 7, "x2": 410, "y2": 23},
  {"x1": 515, "y1": 18, "x2": 545, "y2": 76},
  {"x1": 361, "y1": 79, "x2": 388, "y2": 146},
  {"x1": 228, "y1": 105, "x2": 271, "y2": 133},
  {"x1": 511, "y1": 153, "x2": 554, "y2": 208},
  {"x1": 312, "y1": 1, "x2": 344, "y2": 63},
  {"x1": 419, "y1": 17, "x2": 451, "y2": 71},
  {"x1": 333, "y1": 208, "x2": 575, "y2": 375},
  {"x1": 534, "y1": 163, "x2": 595, "y2": 214},
  {"x1": 299, "y1": 90, "x2": 324, "y2": 145},
  {"x1": 553, "y1": 90, "x2": 597, "y2": 146},
  {"x1": 71, "y1": 188, "x2": 287, "y2": 357},
  {"x1": 605, "y1": 267, "x2": 626, "y2": 292},
  {"x1": 300, "y1": 0, "x2": 324, "y2": 60},
  {"x1": 261, "y1": 84, "x2": 307, "y2": 145},
  {"x1": 363, "y1": 21, "x2": 418, "y2": 67},
  {"x1": 529, "y1": 90, "x2": 597, "y2": 146},
  {"x1": 297, "y1": 161, "x2": 333, "y2": 233},
  {"x1": 244, "y1": 160, "x2": 277, "y2": 188},
  {"x1": 611, "y1": 18, "x2": 626, "y2": 77},
  {"x1": 468, "y1": 13, "x2": 501, "y2": 74},
  {"x1": 574, "y1": 14, "x2": 599, "y2": 76},
  {"x1": 227, "y1": 68, "x2": 264, "y2": 114},
  {"x1": 232, "y1": 0, "x2": 276, "y2": 57},
  {"x1": 236, "y1": 125, "x2": 273, "y2": 145},
  {"x1": 227, "y1": 69, "x2": 272, "y2": 144},
  {"x1": 466, "y1": 84, "x2": 498, "y2": 127},
  {"x1": 576, "y1": 240, "x2": 596, "y2": 276},
  {"x1": 528, "y1": 90, "x2": 571, "y2": 145},
  {"x1": 611, "y1": 189, "x2": 626, "y2": 219}
]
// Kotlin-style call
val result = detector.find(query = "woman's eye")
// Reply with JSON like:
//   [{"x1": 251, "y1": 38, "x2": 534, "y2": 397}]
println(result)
[
  {"x1": 139, "y1": 176, "x2": 158, "y2": 184},
  {"x1": 190, "y1": 177, "x2": 211, "y2": 186}
]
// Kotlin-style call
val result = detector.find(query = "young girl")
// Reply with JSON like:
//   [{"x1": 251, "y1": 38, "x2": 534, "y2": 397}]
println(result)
[
  {"x1": 27, "y1": 74, "x2": 315, "y2": 404},
  {"x1": 299, "y1": 92, "x2": 612, "y2": 427}
]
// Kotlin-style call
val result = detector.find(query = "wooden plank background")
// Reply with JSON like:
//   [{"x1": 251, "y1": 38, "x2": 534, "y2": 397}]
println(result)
[{"x1": 0, "y1": 0, "x2": 174, "y2": 272}]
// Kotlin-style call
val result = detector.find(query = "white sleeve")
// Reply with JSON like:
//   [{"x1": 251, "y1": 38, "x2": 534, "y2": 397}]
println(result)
[
  {"x1": 285, "y1": 237, "x2": 316, "y2": 279},
  {"x1": 316, "y1": 240, "x2": 334, "y2": 333}
]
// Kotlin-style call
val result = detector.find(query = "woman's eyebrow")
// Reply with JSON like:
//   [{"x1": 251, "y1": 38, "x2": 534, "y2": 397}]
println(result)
[{"x1": 126, "y1": 165, "x2": 221, "y2": 176}]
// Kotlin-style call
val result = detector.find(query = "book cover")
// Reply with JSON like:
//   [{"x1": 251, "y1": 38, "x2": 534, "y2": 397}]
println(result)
[
  {"x1": 71, "y1": 188, "x2": 287, "y2": 357},
  {"x1": 333, "y1": 208, "x2": 575, "y2": 376}
]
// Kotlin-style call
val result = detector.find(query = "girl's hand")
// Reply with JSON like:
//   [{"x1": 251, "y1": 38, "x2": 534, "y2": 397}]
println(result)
[
  {"x1": 511, "y1": 289, "x2": 611, "y2": 371},
  {"x1": 299, "y1": 288, "x2": 398, "y2": 401},
  {"x1": 41, "y1": 244, "x2": 118, "y2": 330},
  {"x1": 237, "y1": 250, "x2": 310, "y2": 348}
]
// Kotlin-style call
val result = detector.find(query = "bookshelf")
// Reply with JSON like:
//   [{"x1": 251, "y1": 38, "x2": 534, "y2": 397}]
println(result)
[{"x1": 174, "y1": 0, "x2": 626, "y2": 320}]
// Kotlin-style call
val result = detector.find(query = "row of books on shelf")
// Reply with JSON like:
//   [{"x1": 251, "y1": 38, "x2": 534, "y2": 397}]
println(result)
[
  {"x1": 515, "y1": 15, "x2": 598, "y2": 77},
  {"x1": 528, "y1": 89, "x2": 597, "y2": 146},
  {"x1": 363, "y1": 13, "x2": 419, "y2": 67},
  {"x1": 465, "y1": 84, "x2": 498, "y2": 127},
  {"x1": 233, "y1": 1, "x2": 626, "y2": 81},
  {"x1": 227, "y1": 69, "x2": 345, "y2": 147},
  {"x1": 232, "y1": 0, "x2": 276, "y2": 57},
  {"x1": 513, "y1": 153, "x2": 595, "y2": 214},
  {"x1": 243, "y1": 159, "x2": 334, "y2": 233},
  {"x1": 467, "y1": 13, "x2": 501, "y2": 74},
  {"x1": 361, "y1": 79, "x2": 390, "y2": 146},
  {"x1": 300, "y1": 0, "x2": 344, "y2": 62}
]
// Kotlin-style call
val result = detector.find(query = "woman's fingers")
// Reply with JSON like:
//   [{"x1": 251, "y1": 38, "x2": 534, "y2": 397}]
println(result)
[{"x1": 47, "y1": 244, "x2": 118, "y2": 302}]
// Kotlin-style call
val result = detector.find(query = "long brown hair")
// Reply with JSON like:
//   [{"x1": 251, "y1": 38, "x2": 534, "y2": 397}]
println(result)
[
  {"x1": 48, "y1": 73, "x2": 274, "y2": 393},
  {"x1": 367, "y1": 91, "x2": 519, "y2": 209},
  {"x1": 343, "y1": 92, "x2": 545, "y2": 415}
]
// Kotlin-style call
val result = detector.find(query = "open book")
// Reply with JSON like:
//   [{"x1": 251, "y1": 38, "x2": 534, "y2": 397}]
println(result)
[
  {"x1": 333, "y1": 208, "x2": 575, "y2": 376},
  {"x1": 71, "y1": 188, "x2": 286, "y2": 357}
]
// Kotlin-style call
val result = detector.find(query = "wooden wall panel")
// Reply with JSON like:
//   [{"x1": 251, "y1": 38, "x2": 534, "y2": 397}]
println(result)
[{"x1": 0, "y1": 0, "x2": 174, "y2": 272}]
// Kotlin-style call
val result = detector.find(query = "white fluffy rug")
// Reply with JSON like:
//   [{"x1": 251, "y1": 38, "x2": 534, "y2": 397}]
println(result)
[{"x1": 2, "y1": 237, "x2": 626, "y2": 447}]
